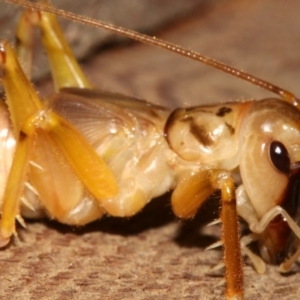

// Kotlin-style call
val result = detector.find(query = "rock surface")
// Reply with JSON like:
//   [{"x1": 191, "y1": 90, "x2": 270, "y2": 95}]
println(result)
[{"x1": 1, "y1": 0, "x2": 205, "y2": 79}]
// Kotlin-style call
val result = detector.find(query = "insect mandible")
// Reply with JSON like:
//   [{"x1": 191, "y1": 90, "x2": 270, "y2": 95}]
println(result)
[{"x1": 1, "y1": 0, "x2": 300, "y2": 299}]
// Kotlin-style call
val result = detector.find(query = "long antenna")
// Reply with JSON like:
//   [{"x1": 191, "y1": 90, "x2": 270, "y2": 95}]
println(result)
[{"x1": 3, "y1": 0, "x2": 300, "y2": 107}]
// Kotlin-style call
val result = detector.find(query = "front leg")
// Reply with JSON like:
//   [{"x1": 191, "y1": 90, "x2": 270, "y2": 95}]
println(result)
[
  {"x1": 212, "y1": 171, "x2": 243, "y2": 300},
  {"x1": 172, "y1": 169, "x2": 243, "y2": 299}
]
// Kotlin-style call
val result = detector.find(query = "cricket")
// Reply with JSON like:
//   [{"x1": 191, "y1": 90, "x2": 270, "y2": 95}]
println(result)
[{"x1": 0, "y1": 0, "x2": 300, "y2": 299}]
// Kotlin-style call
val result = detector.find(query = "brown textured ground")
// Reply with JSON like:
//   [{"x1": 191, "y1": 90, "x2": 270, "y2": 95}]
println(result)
[{"x1": 1, "y1": 0, "x2": 300, "y2": 299}]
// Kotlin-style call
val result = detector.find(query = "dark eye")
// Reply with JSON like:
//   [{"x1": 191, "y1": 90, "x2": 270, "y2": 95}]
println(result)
[{"x1": 269, "y1": 141, "x2": 290, "y2": 174}]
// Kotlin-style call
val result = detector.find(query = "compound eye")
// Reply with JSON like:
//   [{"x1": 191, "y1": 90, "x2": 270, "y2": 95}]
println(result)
[{"x1": 269, "y1": 141, "x2": 290, "y2": 174}]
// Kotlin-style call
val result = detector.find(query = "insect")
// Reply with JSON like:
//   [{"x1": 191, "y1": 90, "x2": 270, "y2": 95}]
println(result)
[{"x1": 1, "y1": 0, "x2": 300, "y2": 299}]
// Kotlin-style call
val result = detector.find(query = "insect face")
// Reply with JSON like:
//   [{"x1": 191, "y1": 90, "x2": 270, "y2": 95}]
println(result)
[{"x1": 239, "y1": 99, "x2": 300, "y2": 263}]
